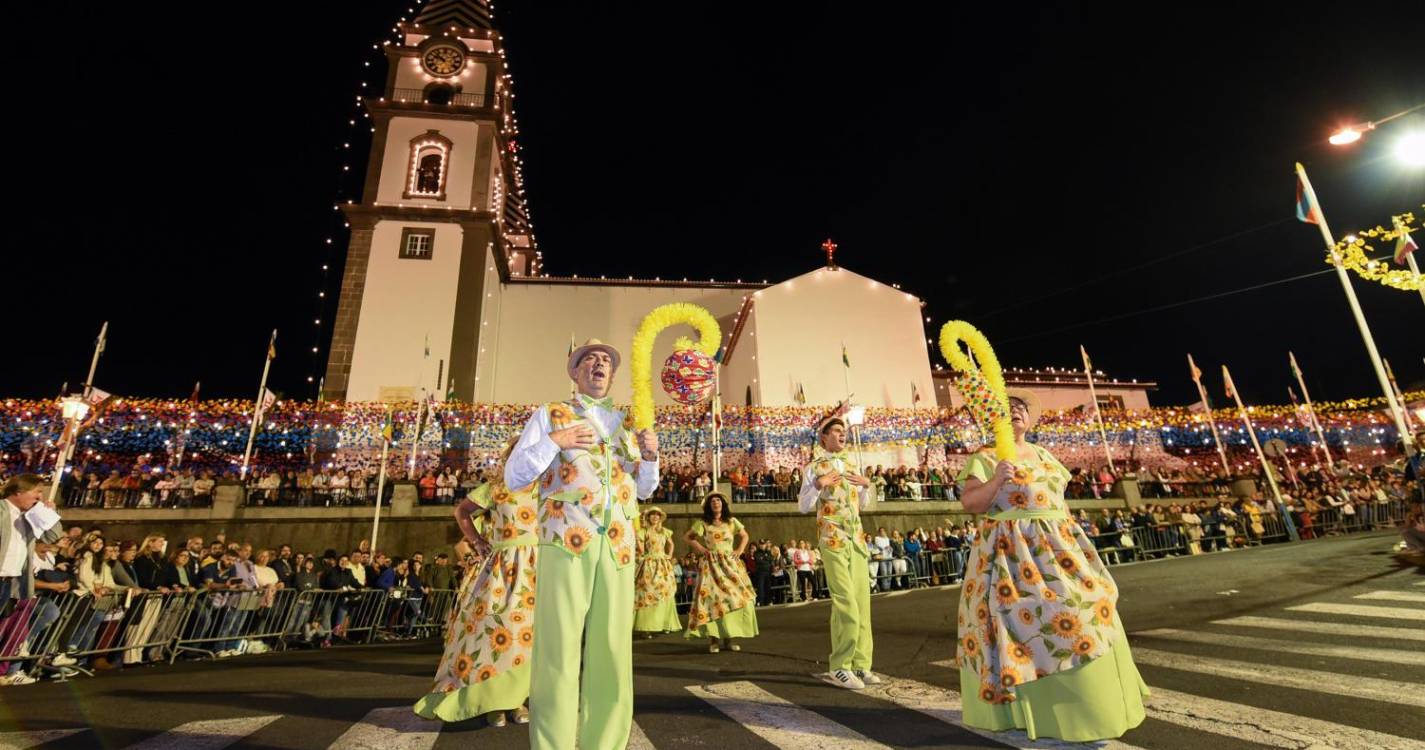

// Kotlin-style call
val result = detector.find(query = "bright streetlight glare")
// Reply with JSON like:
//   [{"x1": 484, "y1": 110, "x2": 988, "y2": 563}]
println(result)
[
  {"x1": 1395, "y1": 131, "x2": 1425, "y2": 166},
  {"x1": 1328, "y1": 127, "x2": 1363, "y2": 145}
]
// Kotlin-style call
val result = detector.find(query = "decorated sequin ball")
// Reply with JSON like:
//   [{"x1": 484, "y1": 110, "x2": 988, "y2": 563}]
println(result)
[{"x1": 660, "y1": 349, "x2": 717, "y2": 405}]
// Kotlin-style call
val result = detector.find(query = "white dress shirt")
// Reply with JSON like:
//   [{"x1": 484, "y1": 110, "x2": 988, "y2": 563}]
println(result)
[
  {"x1": 797, "y1": 464, "x2": 874, "y2": 514},
  {"x1": 505, "y1": 402, "x2": 660, "y2": 499}
]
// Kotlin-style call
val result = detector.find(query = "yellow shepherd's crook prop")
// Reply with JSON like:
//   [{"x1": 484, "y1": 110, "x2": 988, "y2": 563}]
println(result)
[
  {"x1": 938, "y1": 320, "x2": 1016, "y2": 462},
  {"x1": 630, "y1": 304, "x2": 721, "y2": 430}
]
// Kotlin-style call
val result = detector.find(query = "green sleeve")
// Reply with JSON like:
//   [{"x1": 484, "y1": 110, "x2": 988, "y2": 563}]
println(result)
[
  {"x1": 957, "y1": 452, "x2": 996, "y2": 484},
  {"x1": 690, "y1": 520, "x2": 705, "y2": 537},
  {"x1": 732, "y1": 518, "x2": 745, "y2": 535},
  {"x1": 468, "y1": 482, "x2": 493, "y2": 510}
]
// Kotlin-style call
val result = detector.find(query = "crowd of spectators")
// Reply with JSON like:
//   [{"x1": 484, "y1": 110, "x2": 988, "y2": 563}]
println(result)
[{"x1": 0, "y1": 521, "x2": 470, "y2": 686}]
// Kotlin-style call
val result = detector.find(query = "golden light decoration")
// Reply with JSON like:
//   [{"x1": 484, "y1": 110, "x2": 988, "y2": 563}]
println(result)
[{"x1": 1328, "y1": 207, "x2": 1423, "y2": 291}]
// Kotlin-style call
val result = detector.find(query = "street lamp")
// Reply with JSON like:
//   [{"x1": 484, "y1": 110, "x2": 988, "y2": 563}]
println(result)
[{"x1": 1327, "y1": 102, "x2": 1424, "y2": 148}]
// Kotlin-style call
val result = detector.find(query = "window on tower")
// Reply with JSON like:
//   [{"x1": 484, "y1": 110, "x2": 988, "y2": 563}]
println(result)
[
  {"x1": 403, "y1": 130, "x2": 454, "y2": 201},
  {"x1": 399, "y1": 228, "x2": 435, "y2": 260}
]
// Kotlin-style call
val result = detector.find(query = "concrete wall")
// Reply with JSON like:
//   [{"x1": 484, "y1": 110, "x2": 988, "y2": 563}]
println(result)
[
  {"x1": 56, "y1": 481, "x2": 1234, "y2": 560},
  {"x1": 482, "y1": 283, "x2": 750, "y2": 405}
]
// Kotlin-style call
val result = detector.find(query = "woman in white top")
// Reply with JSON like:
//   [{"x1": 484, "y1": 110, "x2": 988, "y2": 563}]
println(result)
[
  {"x1": 791, "y1": 540, "x2": 815, "y2": 602},
  {"x1": 1178, "y1": 506, "x2": 1203, "y2": 554},
  {"x1": 436, "y1": 468, "x2": 457, "y2": 502},
  {"x1": 330, "y1": 471, "x2": 350, "y2": 506},
  {"x1": 871, "y1": 528, "x2": 894, "y2": 591}
]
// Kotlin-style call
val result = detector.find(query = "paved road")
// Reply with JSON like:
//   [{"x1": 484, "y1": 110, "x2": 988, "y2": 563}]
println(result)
[{"x1": 3, "y1": 530, "x2": 1423, "y2": 750}]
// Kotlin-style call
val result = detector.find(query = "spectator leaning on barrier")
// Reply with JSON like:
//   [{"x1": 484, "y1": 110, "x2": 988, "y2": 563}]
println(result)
[{"x1": 0, "y1": 474, "x2": 66, "y2": 685}]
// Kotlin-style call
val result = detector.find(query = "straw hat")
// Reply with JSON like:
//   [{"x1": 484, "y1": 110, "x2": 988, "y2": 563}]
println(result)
[
  {"x1": 1006, "y1": 387, "x2": 1043, "y2": 428},
  {"x1": 567, "y1": 339, "x2": 621, "y2": 380}
]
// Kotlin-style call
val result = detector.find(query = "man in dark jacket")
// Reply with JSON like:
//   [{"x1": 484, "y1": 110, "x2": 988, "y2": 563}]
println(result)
[{"x1": 752, "y1": 540, "x2": 774, "y2": 605}]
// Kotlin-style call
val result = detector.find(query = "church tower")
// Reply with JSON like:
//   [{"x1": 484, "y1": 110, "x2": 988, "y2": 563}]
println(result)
[{"x1": 323, "y1": 0, "x2": 539, "y2": 402}]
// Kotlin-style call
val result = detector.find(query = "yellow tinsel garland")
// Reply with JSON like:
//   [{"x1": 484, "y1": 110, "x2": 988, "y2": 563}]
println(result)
[
  {"x1": 1328, "y1": 208, "x2": 1423, "y2": 292},
  {"x1": 938, "y1": 320, "x2": 1016, "y2": 461},
  {"x1": 630, "y1": 303, "x2": 722, "y2": 430}
]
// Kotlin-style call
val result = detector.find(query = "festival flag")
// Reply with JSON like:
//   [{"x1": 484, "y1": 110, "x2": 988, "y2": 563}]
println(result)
[
  {"x1": 259, "y1": 388, "x2": 277, "y2": 416},
  {"x1": 795, "y1": 382, "x2": 806, "y2": 406},
  {"x1": 85, "y1": 387, "x2": 111, "y2": 407},
  {"x1": 266, "y1": 330, "x2": 277, "y2": 360},
  {"x1": 1289, "y1": 351, "x2": 1304, "y2": 383},
  {"x1": 189, "y1": 381, "x2": 201, "y2": 405},
  {"x1": 446, "y1": 379, "x2": 457, "y2": 401},
  {"x1": 1222, "y1": 366, "x2": 1237, "y2": 400},
  {"x1": 1295, "y1": 167, "x2": 1321, "y2": 225},
  {"x1": 381, "y1": 408, "x2": 394, "y2": 444},
  {"x1": 911, "y1": 381, "x2": 922, "y2": 405},
  {"x1": 1187, "y1": 400, "x2": 1208, "y2": 414},
  {"x1": 1080, "y1": 344, "x2": 1093, "y2": 373},
  {"x1": 841, "y1": 343, "x2": 850, "y2": 368},
  {"x1": 1394, "y1": 217, "x2": 1419, "y2": 265},
  {"x1": 423, "y1": 334, "x2": 431, "y2": 358},
  {"x1": 1187, "y1": 353, "x2": 1203, "y2": 384},
  {"x1": 95, "y1": 323, "x2": 107, "y2": 354}
]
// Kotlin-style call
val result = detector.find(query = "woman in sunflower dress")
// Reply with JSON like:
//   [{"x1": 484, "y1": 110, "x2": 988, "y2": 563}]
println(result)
[
  {"x1": 954, "y1": 389, "x2": 1148, "y2": 741},
  {"x1": 634, "y1": 507, "x2": 682, "y2": 637},
  {"x1": 414, "y1": 462, "x2": 540, "y2": 728},
  {"x1": 683, "y1": 492, "x2": 758, "y2": 652}
]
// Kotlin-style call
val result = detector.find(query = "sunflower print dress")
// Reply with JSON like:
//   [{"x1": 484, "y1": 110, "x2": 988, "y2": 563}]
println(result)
[
  {"x1": 414, "y1": 479, "x2": 540, "y2": 722},
  {"x1": 955, "y1": 442, "x2": 1147, "y2": 741},
  {"x1": 633, "y1": 526, "x2": 682, "y2": 633},
  {"x1": 684, "y1": 518, "x2": 760, "y2": 640}
]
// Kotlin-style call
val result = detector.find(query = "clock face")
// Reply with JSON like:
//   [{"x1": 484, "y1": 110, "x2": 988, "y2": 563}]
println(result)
[{"x1": 422, "y1": 45, "x2": 465, "y2": 77}]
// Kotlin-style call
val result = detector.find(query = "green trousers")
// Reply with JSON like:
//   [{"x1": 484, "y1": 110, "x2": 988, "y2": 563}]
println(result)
[
  {"x1": 819, "y1": 545, "x2": 873, "y2": 672},
  {"x1": 529, "y1": 538, "x2": 634, "y2": 750}
]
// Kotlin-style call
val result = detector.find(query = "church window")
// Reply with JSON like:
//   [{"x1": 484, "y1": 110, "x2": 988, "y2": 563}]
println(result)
[
  {"x1": 399, "y1": 228, "x2": 435, "y2": 260},
  {"x1": 403, "y1": 130, "x2": 454, "y2": 201}
]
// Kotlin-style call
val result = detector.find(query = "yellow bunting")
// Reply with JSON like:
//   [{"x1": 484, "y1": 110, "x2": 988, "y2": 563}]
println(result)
[
  {"x1": 630, "y1": 304, "x2": 721, "y2": 430},
  {"x1": 938, "y1": 321, "x2": 1015, "y2": 461}
]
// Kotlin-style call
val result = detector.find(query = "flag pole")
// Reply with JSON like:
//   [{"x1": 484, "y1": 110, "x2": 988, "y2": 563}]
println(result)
[
  {"x1": 1223, "y1": 365, "x2": 1298, "y2": 541},
  {"x1": 1383, "y1": 359, "x2": 1417, "y2": 433},
  {"x1": 712, "y1": 365, "x2": 723, "y2": 486},
  {"x1": 407, "y1": 394, "x2": 426, "y2": 479},
  {"x1": 240, "y1": 330, "x2": 276, "y2": 481},
  {"x1": 1395, "y1": 216, "x2": 1425, "y2": 309},
  {"x1": 842, "y1": 342, "x2": 864, "y2": 468},
  {"x1": 1187, "y1": 354, "x2": 1231, "y2": 476},
  {"x1": 1297, "y1": 163, "x2": 1414, "y2": 455},
  {"x1": 1080, "y1": 345, "x2": 1116, "y2": 474},
  {"x1": 372, "y1": 408, "x2": 391, "y2": 556},
  {"x1": 48, "y1": 323, "x2": 109, "y2": 503},
  {"x1": 1289, "y1": 352, "x2": 1334, "y2": 466}
]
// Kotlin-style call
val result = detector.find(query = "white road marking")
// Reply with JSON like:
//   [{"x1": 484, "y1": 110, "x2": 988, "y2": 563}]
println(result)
[
  {"x1": 122, "y1": 716, "x2": 282, "y2": 750},
  {"x1": 0, "y1": 729, "x2": 87, "y2": 750},
  {"x1": 1144, "y1": 685, "x2": 1424, "y2": 750},
  {"x1": 1137, "y1": 628, "x2": 1425, "y2": 666},
  {"x1": 627, "y1": 720, "x2": 657, "y2": 750},
  {"x1": 686, "y1": 681, "x2": 894, "y2": 749},
  {"x1": 1289, "y1": 602, "x2": 1425, "y2": 621},
  {"x1": 1354, "y1": 590, "x2": 1425, "y2": 604},
  {"x1": 1211, "y1": 615, "x2": 1425, "y2": 642},
  {"x1": 1132, "y1": 648, "x2": 1425, "y2": 708},
  {"x1": 326, "y1": 707, "x2": 440, "y2": 750}
]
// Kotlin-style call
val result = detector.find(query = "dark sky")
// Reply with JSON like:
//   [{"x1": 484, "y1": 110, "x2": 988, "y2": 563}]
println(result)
[{"x1": 13, "y1": 1, "x2": 1423, "y2": 406}]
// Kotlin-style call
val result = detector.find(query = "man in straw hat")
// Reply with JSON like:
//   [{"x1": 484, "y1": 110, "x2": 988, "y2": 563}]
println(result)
[
  {"x1": 798, "y1": 414, "x2": 879, "y2": 690},
  {"x1": 506, "y1": 339, "x2": 660, "y2": 750}
]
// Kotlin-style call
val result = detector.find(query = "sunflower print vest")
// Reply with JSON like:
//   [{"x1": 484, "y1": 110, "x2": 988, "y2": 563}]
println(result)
[
  {"x1": 806, "y1": 448, "x2": 870, "y2": 556},
  {"x1": 536, "y1": 399, "x2": 641, "y2": 569}
]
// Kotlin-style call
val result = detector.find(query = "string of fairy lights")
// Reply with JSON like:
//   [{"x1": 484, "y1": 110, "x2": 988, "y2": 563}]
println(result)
[{"x1": 304, "y1": 0, "x2": 544, "y2": 398}]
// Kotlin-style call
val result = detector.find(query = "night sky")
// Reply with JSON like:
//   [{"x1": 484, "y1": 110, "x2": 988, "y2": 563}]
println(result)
[{"x1": 13, "y1": 1, "x2": 1423, "y2": 406}]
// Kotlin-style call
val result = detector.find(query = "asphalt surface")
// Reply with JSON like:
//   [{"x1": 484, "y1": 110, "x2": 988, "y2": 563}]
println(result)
[{"x1": 2, "y1": 530, "x2": 1422, "y2": 750}]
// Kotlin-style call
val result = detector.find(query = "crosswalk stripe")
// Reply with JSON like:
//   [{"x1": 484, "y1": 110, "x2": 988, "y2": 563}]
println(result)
[
  {"x1": 1289, "y1": 602, "x2": 1425, "y2": 621},
  {"x1": 1137, "y1": 628, "x2": 1425, "y2": 666},
  {"x1": 0, "y1": 729, "x2": 87, "y2": 750},
  {"x1": 1354, "y1": 590, "x2": 1425, "y2": 604},
  {"x1": 627, "y1": 720, "x2": 657, "y2": 750},
  {"x1": 1144, "y1": 685, "x2": 1423, "y2": 750},
  {"x1": 1212, "y1": 615, "x2": 1425, "y2": 642},
  {"x1": 1414, "y1": 581, "x2": 1425, "y2": 587},
  {"x1": 326, "y1": 707, "x2": 440, "y2": 750},
  {"x1": 686, "y1": 681, "x2": 895, "y2": 749},
  {"x1": 1132, "y1": 648, "x2": 1425, "y2": 708},
  {"x1": 122, "y1": 716, "x2": 282, "y2": 750},
  {"x1": 860, "y1": 674, "x2": 1147, "y2": 750}
]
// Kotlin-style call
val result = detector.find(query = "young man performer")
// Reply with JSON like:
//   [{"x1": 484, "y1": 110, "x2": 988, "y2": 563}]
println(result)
[
  {"x1": 506, "y1": 339, "x2": 660, "y2": 750},
  {"x1": 799, "y1": 416, "x2": 879, "y2": 690}
]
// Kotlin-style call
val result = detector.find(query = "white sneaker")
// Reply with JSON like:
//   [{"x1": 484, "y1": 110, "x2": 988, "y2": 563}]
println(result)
[
  {"x1": 1, "y1": 673, "x2": 38, "y2": 686},
  {"x1": 50, "y1": 653, "x2": 78, "y2": 668},
  {"x1": 855, "y1": 670, "x2": 883, "y2": 685},
  {"x1": 821, "y1": 669, "x2": 865, "y2": 690}
]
